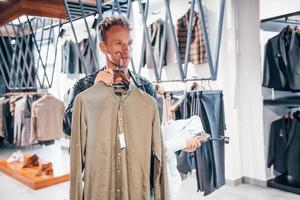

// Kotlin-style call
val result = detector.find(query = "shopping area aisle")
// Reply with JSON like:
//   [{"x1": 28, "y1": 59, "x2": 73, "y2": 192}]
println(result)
[{"x1": 0, "y1": 142, "x2": 298, "y2": 200}]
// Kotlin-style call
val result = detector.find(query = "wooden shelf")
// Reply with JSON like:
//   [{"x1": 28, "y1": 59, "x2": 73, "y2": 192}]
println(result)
[{"x1": 0, "y1": 160, "x2": 69, "y2": 190}]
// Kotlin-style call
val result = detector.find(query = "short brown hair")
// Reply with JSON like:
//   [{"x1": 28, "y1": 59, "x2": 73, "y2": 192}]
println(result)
[{"x1": 98, "y1": 16, "x2": 132, "y2": 43}]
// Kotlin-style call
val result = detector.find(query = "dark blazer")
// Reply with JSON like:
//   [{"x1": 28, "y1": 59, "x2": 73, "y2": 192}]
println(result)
[
  {"x1": 263, "y1": 28, "x2": 300, "y2": 91},
  {"x1": 78, "y1": 37, "x2": 99, "y2": 75},
  {"x1": 268, "y1": 117, "x2": 300, "y2": 178},
  {"x1": 2, "y1": 100, "x2": 14, "y2": 143},
  {"x1": 142, "y1": 19, "x2": 167, "y2": 69}
]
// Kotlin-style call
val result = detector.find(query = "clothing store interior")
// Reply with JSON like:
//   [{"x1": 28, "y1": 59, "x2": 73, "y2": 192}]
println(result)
[{"x1": 0, "y1": 0, "x2": 300, "y2": 200}]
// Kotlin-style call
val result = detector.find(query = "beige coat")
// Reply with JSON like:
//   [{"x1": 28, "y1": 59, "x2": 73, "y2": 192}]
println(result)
[{"x1": 30, "y1": 94, "x2": 65, "y2": 142}]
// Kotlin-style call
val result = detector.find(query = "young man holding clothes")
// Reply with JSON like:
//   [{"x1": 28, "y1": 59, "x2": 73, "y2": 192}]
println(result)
[{"x1": 64, "y1": 16, "x2": 203, "y2": 199}]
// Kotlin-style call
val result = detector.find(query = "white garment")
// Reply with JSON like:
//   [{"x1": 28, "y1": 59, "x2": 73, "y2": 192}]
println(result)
[{"x1": 161, "y1": 115, "x2": 204, "y2": 200}]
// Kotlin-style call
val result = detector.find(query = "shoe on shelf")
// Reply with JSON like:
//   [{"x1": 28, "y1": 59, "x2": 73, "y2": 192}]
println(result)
[
  {"x1": 22, "y1": 154, "x2": 39, "y2": 168},
  {"x1": 7, "y1": 150, "x2": 24, "y2": 163},
  {"x1": 35, "y1": 162, "x2": 54, "y2": 176}
]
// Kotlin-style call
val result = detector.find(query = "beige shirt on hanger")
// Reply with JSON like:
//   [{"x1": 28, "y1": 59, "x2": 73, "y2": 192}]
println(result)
[
  {"x1": 30, "y1": 94, "x2": 65, "y2": 143},
  {"x1": 70, "y1": 82, "x2": 168, "y2": 200}
]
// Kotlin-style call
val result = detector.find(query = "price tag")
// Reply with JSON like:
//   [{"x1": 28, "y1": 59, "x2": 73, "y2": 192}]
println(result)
[{"x1": 119, "y1": 133, "x2": 126, "y2": 148}]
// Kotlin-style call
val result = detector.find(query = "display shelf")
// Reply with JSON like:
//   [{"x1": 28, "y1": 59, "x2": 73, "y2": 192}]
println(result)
[{"x1": 0, "y1": 160, "x2": 69, "y2": 190}]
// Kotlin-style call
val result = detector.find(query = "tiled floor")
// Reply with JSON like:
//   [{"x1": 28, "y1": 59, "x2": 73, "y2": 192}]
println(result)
[{"x1": 0, "y1": 142, "x2": 299, "y2": 200}]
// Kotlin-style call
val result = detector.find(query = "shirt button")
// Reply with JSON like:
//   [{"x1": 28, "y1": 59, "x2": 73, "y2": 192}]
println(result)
[
  {"x1": 117, "y1": 189, "x2": 121, "y2": 193},
  {"x1": 118, "y1": 170, "x2": 121, "y2": 173}
]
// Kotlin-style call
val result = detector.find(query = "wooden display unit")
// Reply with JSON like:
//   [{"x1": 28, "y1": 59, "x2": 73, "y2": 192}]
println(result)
[{"x1": 0, "y1": 160, "x2": 69, "y2": 190}]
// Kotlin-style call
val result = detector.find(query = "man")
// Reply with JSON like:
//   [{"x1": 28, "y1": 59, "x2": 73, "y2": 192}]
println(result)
[{"x1": 63, "y1": 16, "x2": 201, "y2": 152}]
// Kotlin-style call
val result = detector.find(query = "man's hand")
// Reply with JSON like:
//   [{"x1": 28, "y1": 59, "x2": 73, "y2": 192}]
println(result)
[
  {"x1": 94, "y1": 69, "x2": 115, "y2": 86},
  {"x1": 183, "y1": 136, "x2": 202, "y2": 152}
]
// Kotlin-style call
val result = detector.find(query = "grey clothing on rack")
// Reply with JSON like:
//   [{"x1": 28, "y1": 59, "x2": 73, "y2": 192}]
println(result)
[
  {"x1": 156, "y1": 95, "x2": 163, "y2": 123},
  {"x1": 14, "y1": 96, "x2": 33, "y2": 146},
  {"x1": 78, "y1": 37, "x2": 99, "y2": 75},
  {"x1": 175, "y1": 90, "x2": 226, "y2": 195},
  {"x1": 142, "y1": 19, "x2": 167, "y2": 69},
  {"x1": 61, "y1": 40, "x2": 81, "y2": 74},
  {"x1": 2, "y1": 99, "x2": 14, "y2": 143},
  {"x1": 61, "y1": 36, "x2": 99, "y2": 75},
  {"x1": 193, "y1": 91, "x2": 226, "y2": 195}
]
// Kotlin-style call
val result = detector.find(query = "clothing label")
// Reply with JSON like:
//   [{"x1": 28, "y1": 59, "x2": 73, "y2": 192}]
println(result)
[
  {"x1": 119, "y1": 133, "x2": 126, "y2": 148},
  {"x1": 279, "y1": 130, "x2": 284, "y2": 137}
]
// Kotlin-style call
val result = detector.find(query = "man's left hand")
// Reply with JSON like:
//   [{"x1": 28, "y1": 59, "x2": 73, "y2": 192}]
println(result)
[{"x1": 183, "y1": 136, "x2": 203, "y2": 153}]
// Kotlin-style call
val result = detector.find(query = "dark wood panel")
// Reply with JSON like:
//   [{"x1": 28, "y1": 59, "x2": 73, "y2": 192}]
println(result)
[
  {"x1": 22, "y1": 0, "x2": 67, "y2": 19},
  {"x1": 0, "y1": 0, "x2": 22, "y2": 27},
  {"x1": 0, "y1": 0, "x2": 67, "y2": 27}
]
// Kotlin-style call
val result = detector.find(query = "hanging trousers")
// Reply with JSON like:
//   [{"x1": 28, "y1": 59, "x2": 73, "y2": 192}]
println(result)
[{"x1": 193, "y1": 91, "x2": 226, "y2": 195}]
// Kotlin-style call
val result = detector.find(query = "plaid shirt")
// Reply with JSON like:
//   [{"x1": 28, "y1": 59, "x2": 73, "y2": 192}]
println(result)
[{"x1": 177, "y1": 9, "x2": 207, "y2": 64}]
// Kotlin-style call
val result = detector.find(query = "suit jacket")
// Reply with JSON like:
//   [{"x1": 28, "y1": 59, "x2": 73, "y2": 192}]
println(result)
[
  {"x1": 268, "y1": 117, "x2": 300, "y2": 178},
  {"x1": 142, "y1": 19, "x2": 167, "y2": 69},
  {"x1": 263, "y1": 28, "x2": 300, "y2": 90},
  {"x1": 177, "y1": 9, "x2": 207, "y2": 65}
]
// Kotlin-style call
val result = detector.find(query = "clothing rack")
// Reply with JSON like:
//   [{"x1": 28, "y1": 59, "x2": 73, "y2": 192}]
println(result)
[
  {"x1": 264, "y1": 96, "x2": 300, "y2": 107},
  {"x1": 3, "y1": 92, "x2": 46, "y2": 97},
  {"x1": 152, "y1": 78, "x2": 212, "y2": 84},
  {"x1": 261, "y1": 11, "x2": 300, "y2": 194},
  {"x1": 0, "y1": 0, "x2": 225, "y2": 90},
  {"x1": 170, "y1": 88, "x2": 226, "y2": 193},
  {"x1": 260, "y1": 11, "x2": 300, "y2": 32},
  {"x1": 138, "y1": 0, "x2": 225, "y2": 82},
  {"x1": 63, "y1": 0, "x2": 225, "y2": 82},
  {"x1": 263, "y1": 96, "x2": 300, "y2": 193},
  {"x1": 198, "y1": 134, "x2": 229, "y2": 144}
]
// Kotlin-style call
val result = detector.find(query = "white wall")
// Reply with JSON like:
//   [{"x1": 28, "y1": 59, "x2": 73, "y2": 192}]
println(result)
[
  {"x1": 234, "y1": 0, "x2": 266, "y2": 181},
  {"x1": 260, "y1": 0, "x2": 300, "y2": 19},
  {"x1": 218, "y1": 0, "x2": 242, "y2": 181}
]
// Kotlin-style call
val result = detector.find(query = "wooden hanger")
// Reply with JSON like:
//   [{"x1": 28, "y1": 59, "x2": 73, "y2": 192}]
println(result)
[{"x1": 112, "y1": 68, "x2": 130, "y2": 90}]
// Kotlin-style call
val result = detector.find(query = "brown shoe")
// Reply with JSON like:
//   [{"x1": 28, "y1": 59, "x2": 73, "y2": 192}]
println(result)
[
  {"x1": 22, "y1": 154, "x2": 39, "y2": 168},
  {"x1": 35, "y1": 162, "x2": 53, "y2": 176}
]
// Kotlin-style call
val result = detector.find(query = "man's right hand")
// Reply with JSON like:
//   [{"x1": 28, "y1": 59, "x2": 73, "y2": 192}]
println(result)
[{"x1": 94, "y1": 69, "x2": 114, "y2": 86}]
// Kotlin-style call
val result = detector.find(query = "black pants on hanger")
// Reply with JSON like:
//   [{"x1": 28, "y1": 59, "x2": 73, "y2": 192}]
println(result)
[{"x1": 194, "y1": 91, "x2": 226, "y2": 195}]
